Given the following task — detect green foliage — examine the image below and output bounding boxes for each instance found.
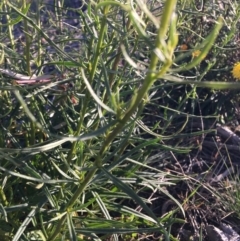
[0,0,239,240]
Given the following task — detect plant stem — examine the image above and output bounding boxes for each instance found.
[66,6,110,163]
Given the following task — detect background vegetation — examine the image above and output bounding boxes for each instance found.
[0,0,240,240]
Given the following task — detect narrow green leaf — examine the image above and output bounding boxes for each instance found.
[12,198,48,241]
[100,167,160,225]
[81,68,116,114]
[67,212,77,241]
[1,4,30,26]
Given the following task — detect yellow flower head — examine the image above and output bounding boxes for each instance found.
[192,50,201,58]
[232,62,240,80]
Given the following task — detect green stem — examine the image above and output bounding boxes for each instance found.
[47,167,97,241]
[30,121,35,145]
[47,214,67,241]
[3,1,15,50]
[66,99,88,162]
[66,6,110,163]
[48,2,178,239]
[73,0,175,213]
[36,0,42,66]
[99,15,176,156]
[70,0,177,211]
[23,0,31,76]
[89,7,110,83]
